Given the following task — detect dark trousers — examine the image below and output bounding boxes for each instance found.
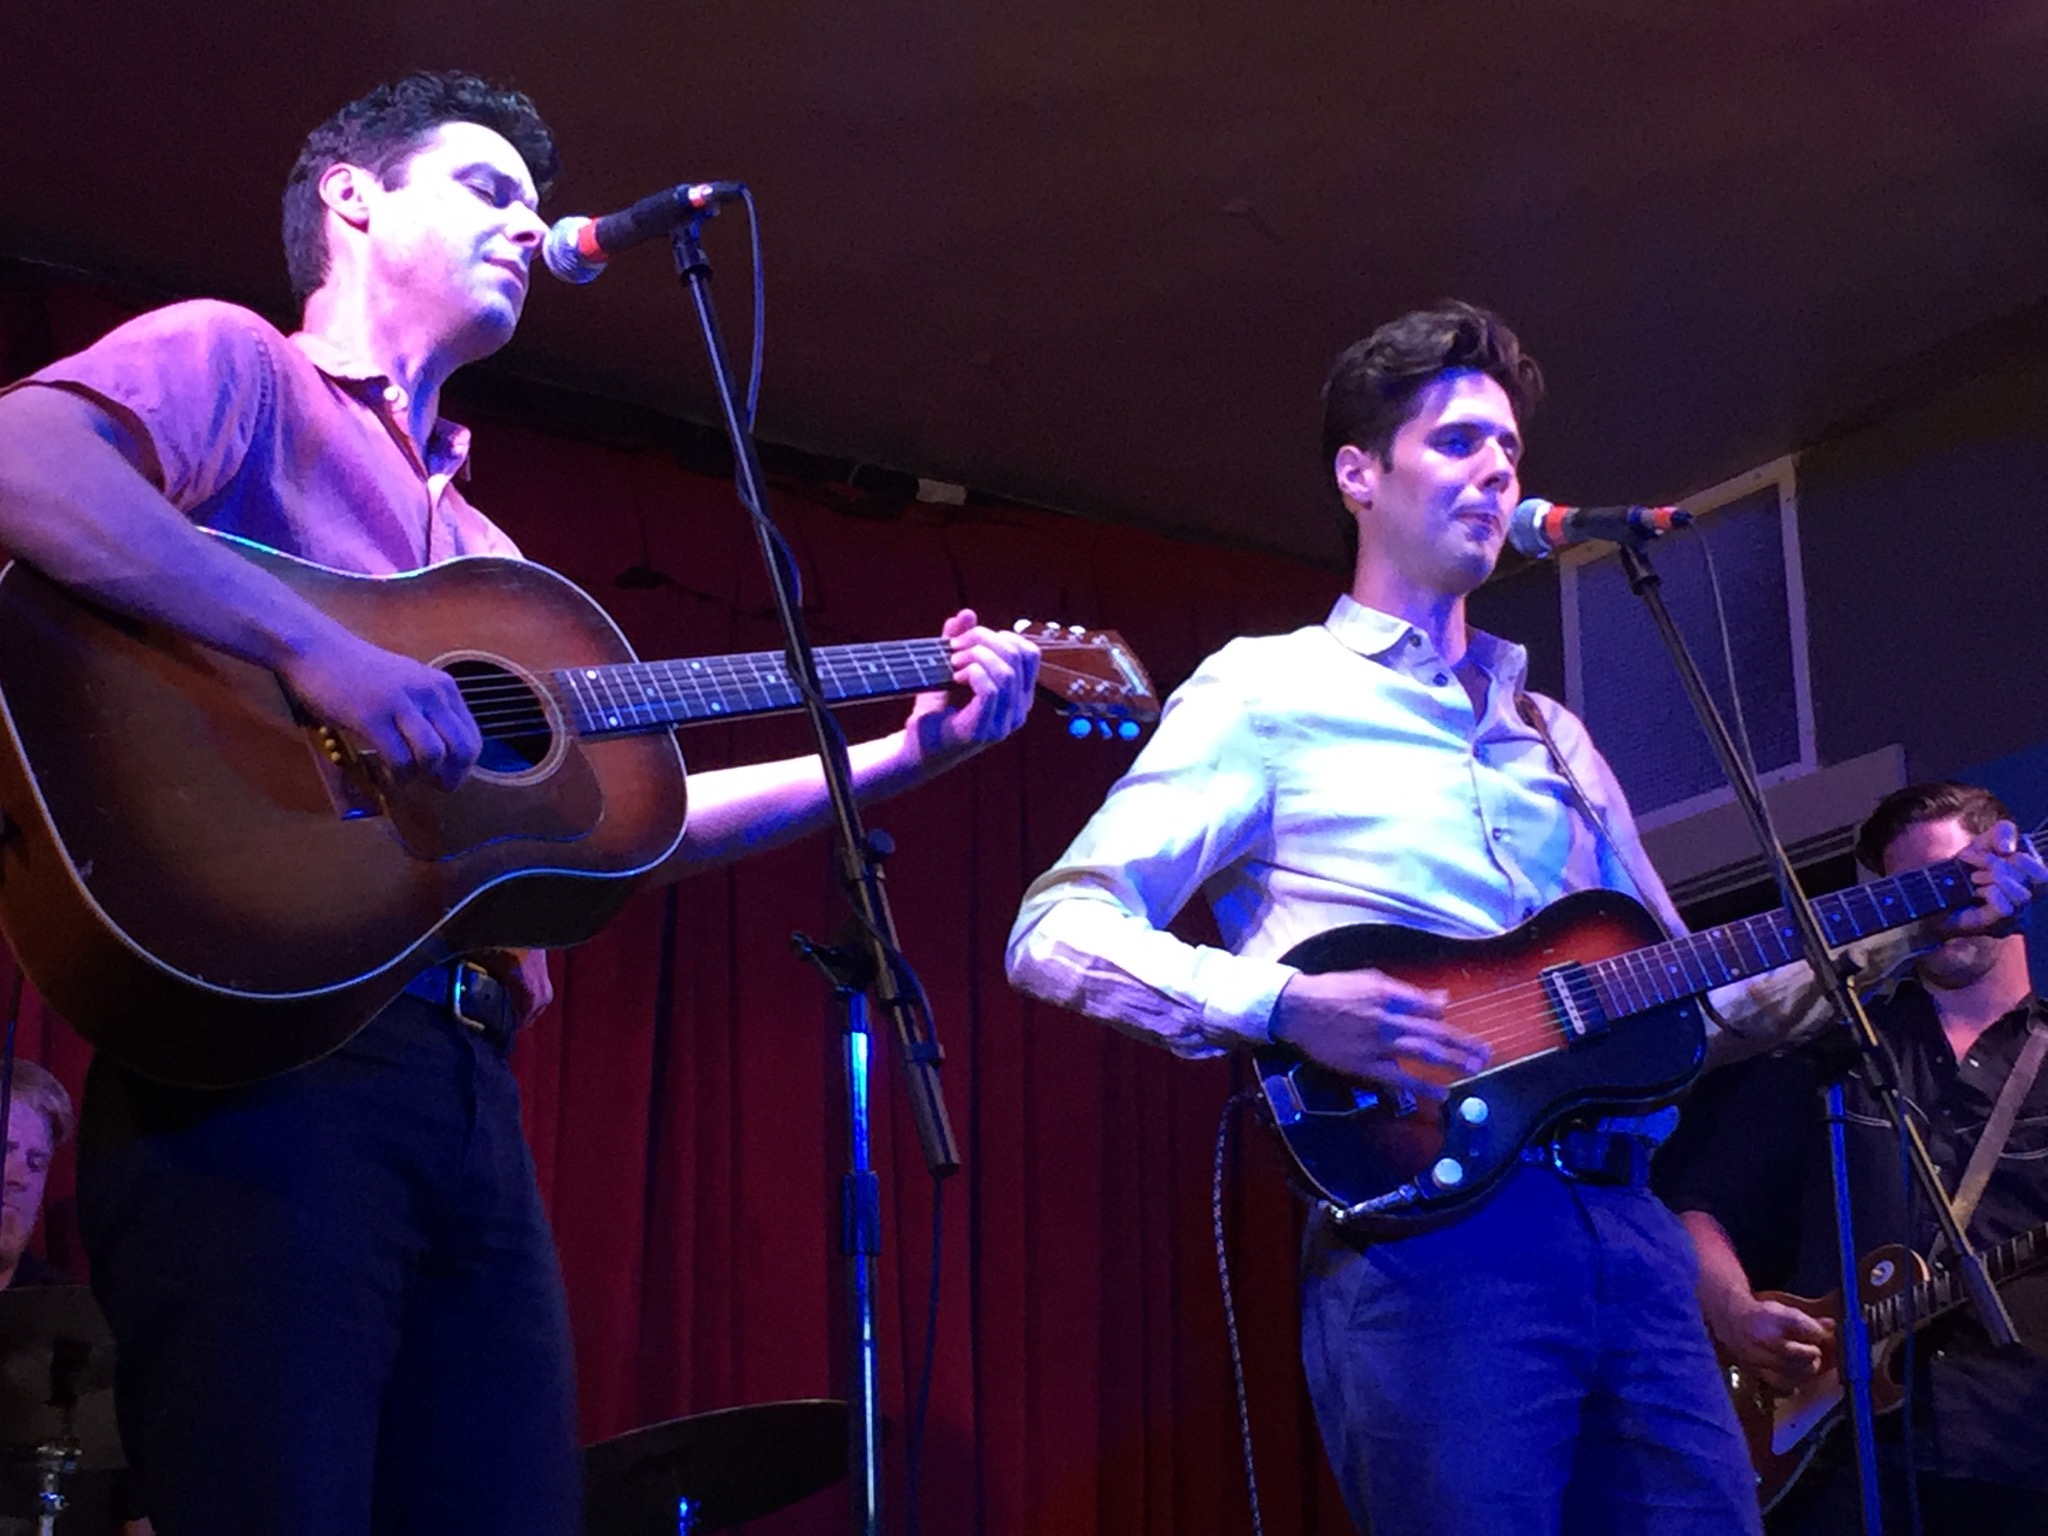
[77,997,581,1536]
[1301,1163,1762,1536]
[1768,1434,2048,1536]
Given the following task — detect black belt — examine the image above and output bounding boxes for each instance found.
[1524,1123,1657,1189]
[400,961,517,1048]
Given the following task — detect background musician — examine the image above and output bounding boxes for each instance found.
[1661,781,2048,1535]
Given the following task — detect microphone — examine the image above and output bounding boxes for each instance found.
[542,181,746,284]
[1508,498,1692,558]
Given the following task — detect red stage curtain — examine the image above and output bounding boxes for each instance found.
[0,278,1353,1533]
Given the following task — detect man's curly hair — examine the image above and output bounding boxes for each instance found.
[282,70,560,303]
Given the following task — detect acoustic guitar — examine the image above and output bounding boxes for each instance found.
[0,534,1156,1087]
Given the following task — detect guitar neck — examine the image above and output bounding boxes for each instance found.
[553,639,954,735]
[1578,834,2044,1023]
[1865,1222,2048,1345]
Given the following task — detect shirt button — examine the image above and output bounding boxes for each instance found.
[1434,672,1449,687]
[1407,634,1421,647]
[1492,828,1509,842]
[384,383,407,406]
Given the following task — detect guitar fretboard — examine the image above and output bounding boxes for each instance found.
[1570,843,2040,1025]
[1866,1223,2048,1341]
[554,639,954,735]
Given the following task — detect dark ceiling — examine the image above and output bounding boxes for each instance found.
[6,3,2046,566]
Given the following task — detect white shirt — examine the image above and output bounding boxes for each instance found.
[1006,596,1685,1058]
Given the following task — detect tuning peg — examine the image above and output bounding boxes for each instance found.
[1068,715,1092,739]
[1118,720,1140,740]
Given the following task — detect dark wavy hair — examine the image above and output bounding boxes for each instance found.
[1319,301,1545,567]
[282,70,561,302]
[1853,780,2013,874]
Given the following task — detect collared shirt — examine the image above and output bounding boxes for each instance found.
[1006,595,1686,1057]
[1658,985,2048,1486]
[11,298,520,573]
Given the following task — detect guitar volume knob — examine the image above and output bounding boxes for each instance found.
[1430,1157,1465,1188]
[1456,1096,1490,1126]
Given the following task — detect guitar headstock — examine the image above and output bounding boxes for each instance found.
[1013,620,1160,741]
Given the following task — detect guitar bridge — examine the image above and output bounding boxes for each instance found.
[1539,962,1608,1041]
[306,725,384,822]
[1262,1069,1306,1126]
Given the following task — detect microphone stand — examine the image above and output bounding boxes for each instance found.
[669,208,958,1536]
[1613,539,2015,1536]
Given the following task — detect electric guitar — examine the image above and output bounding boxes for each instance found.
[1253,833,2042,1236]
[0,534,1157,1087]
[1725,1222,2048,1510]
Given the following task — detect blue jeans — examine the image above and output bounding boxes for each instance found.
[77,998,581,1536]
[1302,1162,1760,1536]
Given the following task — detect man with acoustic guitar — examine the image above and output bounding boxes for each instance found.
[0,71,1039,1536]
[1005,303,2046,1534]
[1664,780,2048,1534]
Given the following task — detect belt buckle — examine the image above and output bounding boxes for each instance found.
[1546,1134,1586,1182]
[1549,1127,1646,1188]
[449,962,495,1035]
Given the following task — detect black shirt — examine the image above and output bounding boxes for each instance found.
[3,1251,67,1290]
[1657,983,2048,1488]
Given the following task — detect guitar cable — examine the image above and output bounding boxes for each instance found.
[1212,1086,1267,1536]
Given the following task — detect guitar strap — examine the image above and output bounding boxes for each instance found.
[1514,691,1678,942]
[1950,1014,2048,1233]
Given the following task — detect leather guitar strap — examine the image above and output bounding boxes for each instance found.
[1950,1016,2048,1233]
[1514,691,1677,942]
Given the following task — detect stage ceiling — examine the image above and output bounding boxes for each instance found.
[5,3,2045,564]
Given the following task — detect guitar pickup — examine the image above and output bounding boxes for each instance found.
[1539,962,1608,1041]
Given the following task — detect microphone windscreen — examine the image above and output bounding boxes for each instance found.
[1506,498,1557,560]
[541,218,605,284]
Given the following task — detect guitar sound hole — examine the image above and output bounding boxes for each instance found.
[446,660,555,774]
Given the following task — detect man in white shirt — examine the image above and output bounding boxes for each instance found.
[1006,301,2042,1535]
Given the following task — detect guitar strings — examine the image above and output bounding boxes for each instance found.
[1416,848,2000,1059]
[446,644,967,737]
[438,629,1132,741]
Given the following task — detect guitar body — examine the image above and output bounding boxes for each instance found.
[1725,1245,1919,1511]
[1253,890,1708,1236]
[0,544,688,1086]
